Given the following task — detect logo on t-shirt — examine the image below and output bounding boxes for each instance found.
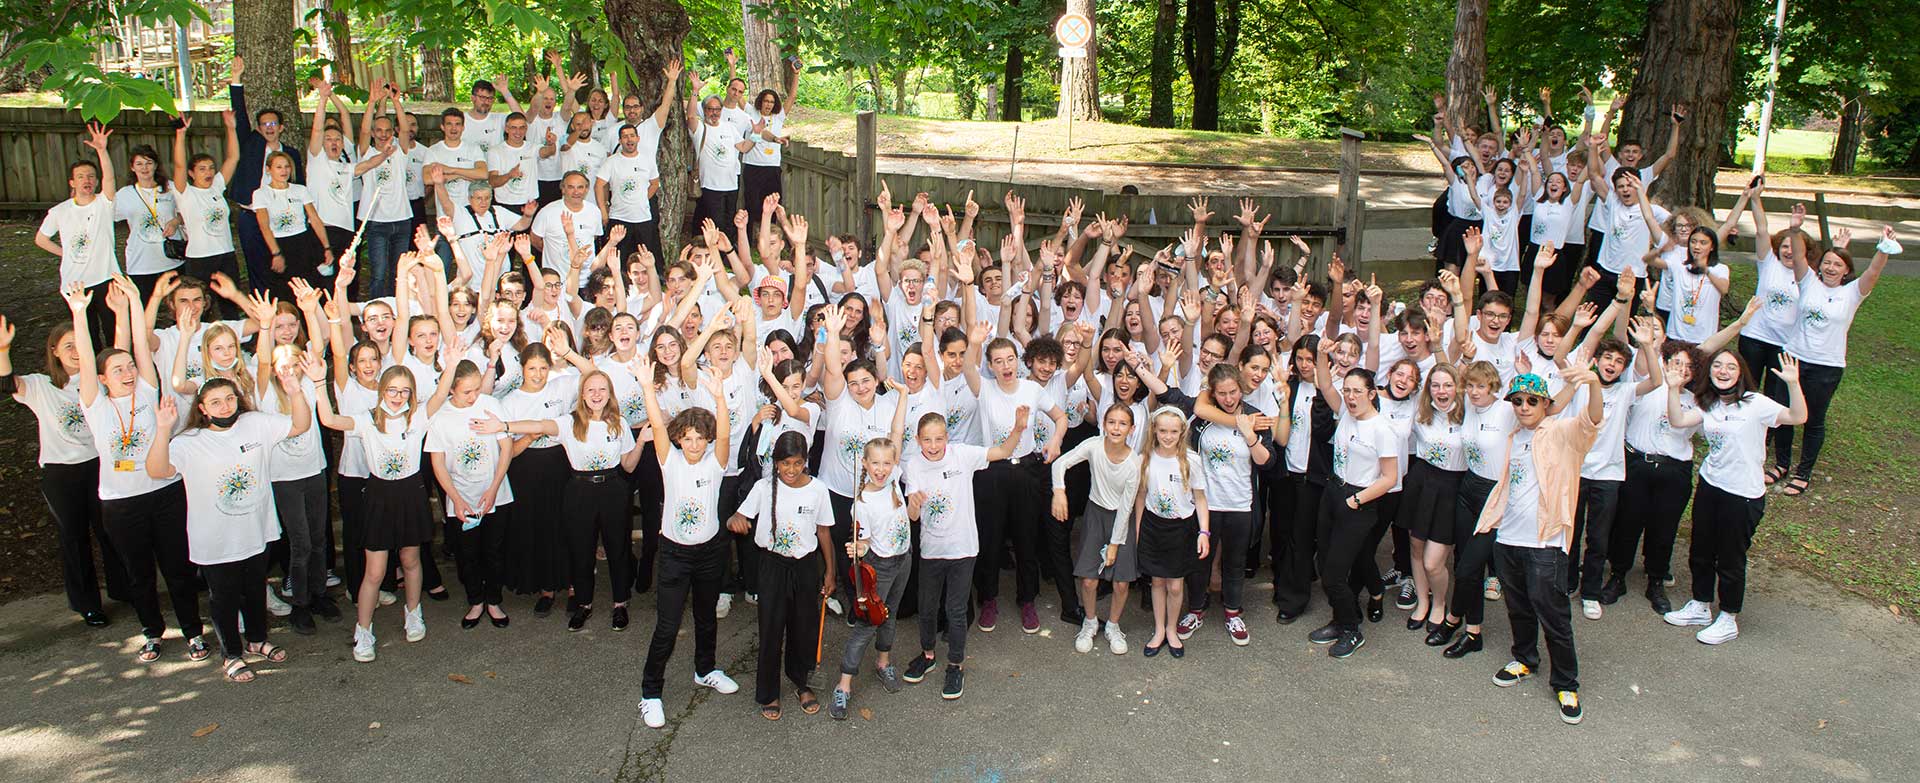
[922,492,952,524]
[674,500,705,535]
[215,464,265,515]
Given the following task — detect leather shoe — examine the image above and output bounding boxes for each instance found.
[81,610,110,627]
[1442,631,1483,659]
[1646,582,1672,614]
[1599,574,1627,605]
[1366,593,1385,623]
[1425,620,1460,647]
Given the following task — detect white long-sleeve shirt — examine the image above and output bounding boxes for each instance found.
[1051,438,1142,546]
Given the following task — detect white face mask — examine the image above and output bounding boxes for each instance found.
[381,402,409,417]
[211,356,239,373]
[830,250,845,263]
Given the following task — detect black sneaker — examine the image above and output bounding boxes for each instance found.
[1599,574,1626,605]
[611,605,629,632]
[1443,631,1483,659]
[311,596,342,621]
[1557,690,1583,724]
[533,595,556,617]
[1492,660,1532,687]
[1329,629,1365,659]
[288,607,317,635]
[902,654,937,684]
[941,665,964,700]
[1646,582,1672,614]
[1395,580,1417,610]
[1275,609,1299,625]
[1367,593,1385,623]
[567,607,592,632]
[1060,605,1086,627]
[1308,623,1342,644]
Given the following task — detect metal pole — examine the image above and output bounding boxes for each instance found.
[174,23,193,109]
[1752,0,1789,175]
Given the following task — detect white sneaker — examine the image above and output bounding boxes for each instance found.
[640,698,666,729]
[403,604,426,642]
[1696,612,1739,645]
[694,669,739,694]
[378,590,397,607]
[1073,618,1098,653]
[265,586,292,617]
[1581,599,1602,620]
[352,625,377,662]
[715,593,733,619]
[744,592,759,606]
[1483,577,1503,601]
[1104,623,1128,655]
[1664,599,1714,627]
[825,596,844,616]
[325,570,343,588]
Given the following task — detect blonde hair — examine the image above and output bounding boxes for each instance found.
[1135,406,1192,505]
[372,365,418,431]
[1416,363,1465,426]
[570,370,625,441]
[200,323,256,400]
[266,344,305,414]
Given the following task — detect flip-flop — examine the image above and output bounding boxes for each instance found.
[1782,477,1810,497]
[759,702,782,721]
[136,639,161,663]
[796,689,821,715]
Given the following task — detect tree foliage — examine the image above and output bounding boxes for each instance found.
[2,0,210,122]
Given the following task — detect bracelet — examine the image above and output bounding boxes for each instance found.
[1197,530,1211,537]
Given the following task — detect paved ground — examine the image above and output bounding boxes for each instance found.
[0,546,1914,782]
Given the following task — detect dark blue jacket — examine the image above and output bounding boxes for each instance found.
[227,84,304,205]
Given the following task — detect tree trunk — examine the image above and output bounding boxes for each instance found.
[1444,0,1487,132]
[1618,0,1744,208]
[1147,0,1179,127]
[1001,43,1024,121]
[1059,0,1101,122]
[233,0,300,136]
[1830,94,1865,175]
[420,24,453,103]
[604,0,694,255]
[741,0,783,94]
[1182,0,1240,131]
[321,0,355,86]
[568,27,601,91]
[892,68,907,114]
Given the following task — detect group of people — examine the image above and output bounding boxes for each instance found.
[8,56,1898,730]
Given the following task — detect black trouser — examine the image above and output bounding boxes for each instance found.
[1567,478,1621,600]
[564,470,633,608]
[1689,481,1764,614]
[827,491,857,608]
[1490,270,1520,296]
[538,179,561,207]
[1739,336,1787,410]
[101,482,201,640]
[1495,543,1578,691]
[719,474,754,595]
[610,219,663,275]
[1273,472,1320,615]
[693,188,739,234]
[972,459,1044,606]
[505,447,570,593]
[202,550,269,659]
[1610,452,1692,583]
[451,510,510,606]
[1040,485,1082,618]
[1582,258,1622,306]
[1448,472,1499,625]
[918,556,975,664]
[1316,482,1378,629]
[1773,359,1843,480]
[1356,492,1400,598]
[754,551,824,705]
[740,164,783,237]
[271,472,329,607]
[631,444,665,593]
[643,536,727,698]
[337,475,368,593]
[43,460,126,614]
[1546,243,1582,303]
[235,213,273,295]
[183,253,244,318]
[1187,509,1254,612]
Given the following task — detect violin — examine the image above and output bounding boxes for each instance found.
[849,511,889,627]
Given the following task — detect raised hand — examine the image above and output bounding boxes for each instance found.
[82,122,112,153]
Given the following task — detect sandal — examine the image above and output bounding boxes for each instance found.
[1782,477,1810,497]
[136,638,161,663]
[222,657,255,683]
[796,688,821,715]
[1764,466,1787,486]
[186,636,211,661]
[759,702,782,721]
[245,640,289,663]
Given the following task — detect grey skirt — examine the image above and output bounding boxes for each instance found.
[1073,503,1137,582]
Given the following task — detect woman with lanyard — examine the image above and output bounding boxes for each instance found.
[146,355,312,683]
[497,332,583,614]
[111,144,183,299]
[1637,183,1732,344]
[248,151,334,301]
[68,278,203,661]
[1771,227,1896,498]
[1402,363,1467,635]
[305,81,359,276]
[738,74,796,236]
[427,359,515,630]
[1661,346,1807,644]
[1181,361,1282,647]
[169,112,243,299]
[314,328,460,663]
[727,430,835,721]
[253,283,337,635]
[1306,343,1400,659]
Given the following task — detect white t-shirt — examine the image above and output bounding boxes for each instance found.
[822,391,895,497]
[742,112,785,167]
[1528,198,1576,249]
[40,197,120,288]
[464,111,506,157]
[1332,410,1398,488]
[486,141,541,205]
[427,139,488,205]
[1665,263,1730,345]
[1412,410,1468,471]
[449,204,521,267]
[1698,394,1789,499]
[752,400,819,471]
[357,145,411,223]
[660,448,724,545]
[1463,399,1518,481]
[1143,450,1206,519]
[16,374,97,465]
[529,113,566,182]
[500,372,578,449]
[176,174,235,258]
[719,105,756,139]
[333,380,377,478]
[256,377,326,482]
[901,444,990,559]
[82,381,180,499]
[425,396,515,516]
[739,476,833,559]
[561,140,610,208]
[692,121,745,192]
[1379,394,1418,491]
[305,152,356,230]
[1597,194,1668,277]
[169,412,293,564]
[1193,416,1257,512]
[1479,206,1523,273]
[940,375,982,447]
[597,150,658,223]
[1625,386,1698,461]
[248,184,313,239]
[550,415,633,471]
[1284,382,1316,474]
[1784,277,1864,368]
[113,184,181,275]
[531,200,603,274]
[1741,252,1801,348]
[350,408,429,480]
[855,482,913,559]
[1570,377,1635,481]
[1493,428,1559,549]
[691,364,755,476]
[979,379,1050,459]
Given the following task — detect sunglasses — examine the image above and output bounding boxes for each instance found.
[1510,395,1546,408]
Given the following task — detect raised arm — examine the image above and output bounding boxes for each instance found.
[1648,104,1686,179]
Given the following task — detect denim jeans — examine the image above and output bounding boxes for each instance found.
[361,219,413,299]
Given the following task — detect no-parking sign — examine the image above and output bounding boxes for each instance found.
[1056,13,1091,58]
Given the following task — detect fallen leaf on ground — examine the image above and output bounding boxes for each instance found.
[485,671,497,679]
[448,673,474,684]
[859,708,873,721]
[192,723,218,738]
[369,722,382,730]
[1816,719,1828,731]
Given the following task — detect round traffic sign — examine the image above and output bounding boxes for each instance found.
[1055,13,1092,48]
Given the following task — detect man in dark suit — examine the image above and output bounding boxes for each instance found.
[224,55,305,295]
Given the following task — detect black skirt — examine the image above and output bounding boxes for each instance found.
[1398,458,1465,545]
[360,474,435,551]
[1135,511,1197,579]
[506,445,571,592]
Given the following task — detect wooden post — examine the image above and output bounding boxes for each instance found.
[1813,192,1832,248]
[1337,127,1365,270]
[856,110,877,243]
